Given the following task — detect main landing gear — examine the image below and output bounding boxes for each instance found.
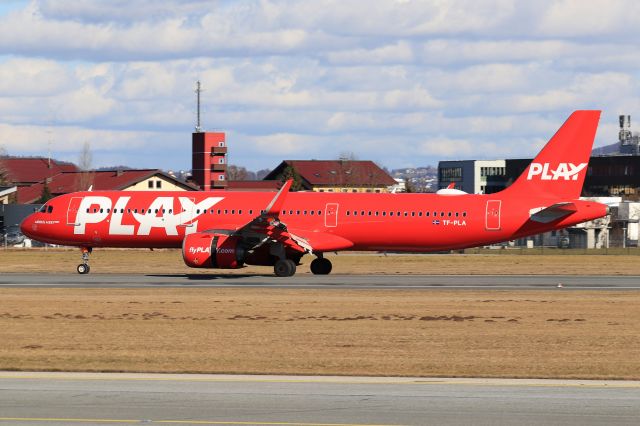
[274,259,297,277]
[310,255,332,275]
[77,247,92,274]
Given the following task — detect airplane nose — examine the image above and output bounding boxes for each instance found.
[20,214,35,239]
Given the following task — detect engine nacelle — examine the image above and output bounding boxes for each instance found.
[182,233,245,269]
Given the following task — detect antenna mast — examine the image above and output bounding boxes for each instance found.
[195,80,203,133]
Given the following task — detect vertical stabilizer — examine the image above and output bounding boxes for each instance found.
[504,110,600,200]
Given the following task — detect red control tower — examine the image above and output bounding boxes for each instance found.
[192,131,227,190]
[191,81,227,190]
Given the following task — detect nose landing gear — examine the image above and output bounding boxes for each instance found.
[77,247,92,274]
[310,255,332,275]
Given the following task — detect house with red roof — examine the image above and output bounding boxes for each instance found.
[263,160,397,193]
[16,169,198,204]
[1,157,79,186]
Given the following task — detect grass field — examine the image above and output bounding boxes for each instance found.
[1,288,639,379]
[2,248,640,275]
[2,249,639,379]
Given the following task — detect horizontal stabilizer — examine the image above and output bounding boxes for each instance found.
[529,202,577,224]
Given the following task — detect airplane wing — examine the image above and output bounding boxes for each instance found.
[529,202,577,224]
[203,179,353,254]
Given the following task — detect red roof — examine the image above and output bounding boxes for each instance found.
[226,180,281,191]
[17,169,196,203]
[265,160,396,188]
[0,157,79,185]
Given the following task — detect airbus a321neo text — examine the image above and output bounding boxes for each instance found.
[21,111,608,277]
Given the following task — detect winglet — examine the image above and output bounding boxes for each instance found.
[264,179,292,216]
[447,182,455,189]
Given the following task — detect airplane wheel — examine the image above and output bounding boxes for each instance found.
[310,258,332,275]
[77,264,90,274]
[274,259,296,277]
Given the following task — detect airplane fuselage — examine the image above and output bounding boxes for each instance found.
[22,190,606,251]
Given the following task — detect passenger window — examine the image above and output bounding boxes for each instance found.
[463,212,467,217]
[231,210,235,214]
[346,211,350,216]
[382,212,386,216]
[86,208,90,213]
[455,212,459,217]
[249,209,253,215]
[448,212,452,217]
[318,210,322,215]
[239,210,242,214]
[353,211,358,216]
[390,212,394,216]
[440,212,445,217]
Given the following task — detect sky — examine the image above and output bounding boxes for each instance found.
[1,0,640,172]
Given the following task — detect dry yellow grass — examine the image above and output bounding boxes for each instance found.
[2,248,640,275]
[1,288,639,379]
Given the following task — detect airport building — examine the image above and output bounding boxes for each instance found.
[438,160,507,193]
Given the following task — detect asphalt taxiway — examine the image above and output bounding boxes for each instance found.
[1,372,639,425]
[0,273,639,290]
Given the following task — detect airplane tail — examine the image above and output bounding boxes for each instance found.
[503,110,600,200]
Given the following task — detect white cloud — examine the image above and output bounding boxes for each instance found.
[1,0,639,171]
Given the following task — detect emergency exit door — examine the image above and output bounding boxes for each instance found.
[325,203,339,227]
[485,200,501,231]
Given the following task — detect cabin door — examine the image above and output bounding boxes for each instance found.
[67,197,83,226]
[485,200,501,231]
[325,203,339,228]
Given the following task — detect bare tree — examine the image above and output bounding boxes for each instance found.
[77,141,95,191]
[0,145,8,185]
[256,168,271,180]
[227,164,249,181]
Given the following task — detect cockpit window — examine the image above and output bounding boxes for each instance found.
[38,205,47,213]
[47,205,53,214]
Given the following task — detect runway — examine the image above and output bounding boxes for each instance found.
[0,273,639,290]
[1,372,639,426]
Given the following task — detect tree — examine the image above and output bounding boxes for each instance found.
[405,179,417,193]
[0,146,8,185]
[77,141,95,190]
[36,181,53,204]
[256,168,271,180]
[281,165,304,191]
[227,164,249,181]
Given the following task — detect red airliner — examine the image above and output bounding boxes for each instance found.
[21,110,607,277]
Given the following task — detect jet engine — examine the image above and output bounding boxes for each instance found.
[182,233,245,269]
